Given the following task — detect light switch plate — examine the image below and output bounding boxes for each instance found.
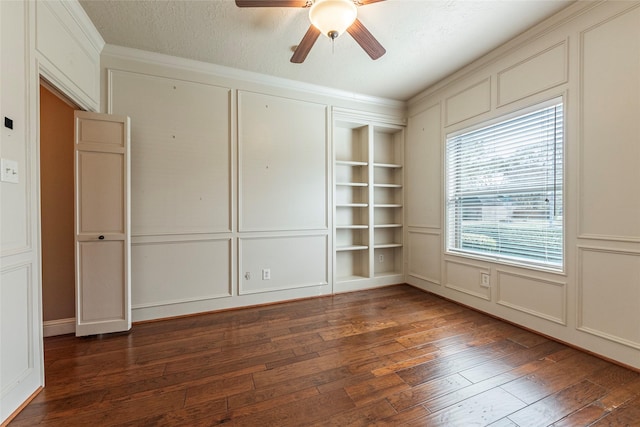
[1,158,19,183]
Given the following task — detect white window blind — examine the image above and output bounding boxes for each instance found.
[446,101,563,269]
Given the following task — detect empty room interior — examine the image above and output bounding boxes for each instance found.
[1,0,640,425]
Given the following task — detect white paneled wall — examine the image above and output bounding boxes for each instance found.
[103,48,404,321]
[35,0,102,111]
[407,1,640,369]
[110,71,232,235]
[238,92,327,231]
[2,0,103,421]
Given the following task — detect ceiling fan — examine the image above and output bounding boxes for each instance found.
[235,0,386,63]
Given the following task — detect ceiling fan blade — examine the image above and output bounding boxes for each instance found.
[235,0,309,7]
[346,18,386,60]
[291,25,321,63]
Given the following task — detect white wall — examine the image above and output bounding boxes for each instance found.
[101,46,405,322]
[406,1,640,369]
[0,0,102,422]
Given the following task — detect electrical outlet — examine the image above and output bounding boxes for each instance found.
[262,269,271,280]
[378,254,384,263]
[480,273,490,288]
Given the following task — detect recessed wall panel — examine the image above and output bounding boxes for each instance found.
[239,92,327,231]
[1,264,32,395]
[497,41,568,106]
[580,8,640,241]
[109,70,231,235]
[132,239,232,307]
[578,247,640,349]
[239,235,328,294]
[36,1,99,106]
[407,231,441,284]
[407,104,441,228]
[1,0,29,255]
[497,271,566,324]
[444,259,491,300]
[445,78,491,127]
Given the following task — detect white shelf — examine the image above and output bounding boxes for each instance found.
[374,224,402,228]
[336,182,368,187]
[374,243,403,249]
[336,224,368,229]
[373,162,402,169]
[336,274,369,283]
[336,203,368,208]
[336,160,367,166]
[374,204,403,208]
[336,245,368,251]
[373,183,402,188]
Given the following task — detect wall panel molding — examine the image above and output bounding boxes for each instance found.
[0,262,35,395]
[238,91,328,232]
[496,270,566,325]
[131,238,233,308]
[109,69,233,236]
[407,230,441,285]
[577,246,640,350]
[444,78,491,127]
[35,0,102,110]
[443,258,491,301]
[497,39,568,107]
[578,5,640,242]
[406,103,441,229]
[238,234,329,295]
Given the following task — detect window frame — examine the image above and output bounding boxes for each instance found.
[444,97,566,273]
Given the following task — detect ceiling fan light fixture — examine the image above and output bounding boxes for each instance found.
[309,0,357,39]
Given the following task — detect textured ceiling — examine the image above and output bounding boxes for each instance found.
[79,0,574,101]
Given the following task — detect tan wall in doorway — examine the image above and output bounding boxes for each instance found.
[40,84,75,321]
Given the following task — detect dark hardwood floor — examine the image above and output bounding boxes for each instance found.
[10,285,640,426]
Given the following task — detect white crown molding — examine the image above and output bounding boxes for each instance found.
[101,44,406,110]
[60,0,105,54]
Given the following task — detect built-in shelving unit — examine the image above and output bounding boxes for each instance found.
[333,111,404,290]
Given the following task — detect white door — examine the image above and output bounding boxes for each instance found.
[74,111,131,336]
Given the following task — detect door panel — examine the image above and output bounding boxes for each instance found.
[78,241,125,323]
[78,118,125,147]
[74,111,130,336]
[78,151,124,234]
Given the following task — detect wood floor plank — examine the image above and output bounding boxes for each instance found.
[396,338,525,387]
[408,387,527,426]
[507,379,607,426]
[11,285,640,426]
[550,403,609,427]
[422,357,551,413]
[231,388,355,427]
[501,351,610,405]
[314,399,397,427]
[183,373,255,407]
[344,373,409,406]
[387,373,472,412]
[590,395,640,426]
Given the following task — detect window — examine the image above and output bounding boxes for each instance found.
[446,100,563,269]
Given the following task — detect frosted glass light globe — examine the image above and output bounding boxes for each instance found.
[309,0,357,39]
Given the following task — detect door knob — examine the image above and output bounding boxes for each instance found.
[98,235,105,240]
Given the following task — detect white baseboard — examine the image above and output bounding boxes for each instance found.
[43,318,75,337]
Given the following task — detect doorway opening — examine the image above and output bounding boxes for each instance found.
[40,79,79,337]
